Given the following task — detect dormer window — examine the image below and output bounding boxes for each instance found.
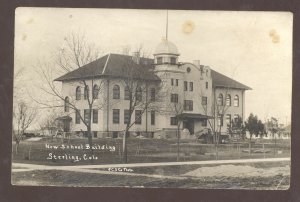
[157,57,163,64]
[170,57,176,64]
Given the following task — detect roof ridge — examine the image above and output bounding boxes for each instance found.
[102,53,111,74]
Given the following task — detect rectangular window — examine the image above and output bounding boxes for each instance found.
[226,114,231,127]
[234,114,239,123]
[206,82,208,89]
[150,88,155,101]
[84,109,91,124]
[171,94,179,103]
[157,57,163,64]
[202,119,207,127]
[202,97,207,105]
[171,78,174,86]
[113,109,120,124]
[176,79,178,86]
[170,117,178,125]
[124,87,130,100]
[217,115,223,126]
[93,109,98,123]
[135,110,142,124]
[75,110,80,124]
[170,57,176,64]
[184,81,188,91]
[189,82,193,91]
[151,111,155,125]
[124,110,130,124]
[184,100,193,111]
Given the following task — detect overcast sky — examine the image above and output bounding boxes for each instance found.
[14,8,292,126]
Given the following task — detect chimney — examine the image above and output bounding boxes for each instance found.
[193,60,200,66]
[132,52,140,64]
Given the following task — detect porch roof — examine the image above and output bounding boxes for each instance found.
[176,113,214,120]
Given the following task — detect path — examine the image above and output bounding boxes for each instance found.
[12,158,290,180]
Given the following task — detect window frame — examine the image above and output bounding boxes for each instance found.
[124,86,130,100]
[189,82,193,91]
[184,100,193,111]
[171,94,179,103]
[184,81,188,91]
[84,85,89,100]
[217,115,223,126]
[226,94,231,106]
[76,86,81,100]
[84,109,91,124]
[234,95,239,107]
[113,85,120,99]
[124,109,130,124]
[113,109,120,124]
[170,117,178,125]
[225,114,231,127]
[217,93,223,106]
[75,109,81,124]
[64,97,70,112]
[150,88,156,102]
[135,110,142,124]
[170,57,176,64]
[202,96,207,105]
[92,109,98,124]
[136,87,142,102]
[157,57,163,64]
[93,85,99,99]
[151,111,155,125]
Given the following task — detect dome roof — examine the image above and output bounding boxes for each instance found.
[154,38,179,56]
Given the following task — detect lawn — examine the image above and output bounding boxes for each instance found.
[12,137,291,165]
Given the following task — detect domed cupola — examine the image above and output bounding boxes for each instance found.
[153,38,180,66]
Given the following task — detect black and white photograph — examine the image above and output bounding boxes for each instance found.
[12,8,292,189]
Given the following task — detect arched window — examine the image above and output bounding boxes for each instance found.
[124,86,130,100]
[136,87,142,102]
[113,85,120,99]
[76,86,81,100]
[217,93,223,106]
[150,88,155,101]
[226,94,231,106]
[64,97,69,112]
[234,95,239,107]
[93,85,99,99]
[84,85,89,100]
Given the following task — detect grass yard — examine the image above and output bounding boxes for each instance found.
[12,137,291,165]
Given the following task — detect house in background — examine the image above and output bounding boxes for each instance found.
[54,38,251,139]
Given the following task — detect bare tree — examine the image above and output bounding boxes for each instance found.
[199,84,231,160]
[117,54,163,163]
[13,102,37,154]
[34,32,106,156]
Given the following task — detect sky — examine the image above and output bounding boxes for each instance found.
[14,8,293,126]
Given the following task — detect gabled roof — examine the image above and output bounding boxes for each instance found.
[211,69,252,90]
[54,53,159,82]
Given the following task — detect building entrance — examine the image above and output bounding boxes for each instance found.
[183,119,194,135]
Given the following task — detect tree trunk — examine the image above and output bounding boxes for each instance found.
[15,140,20,155]
[249,135,252,156]
[87,125,94,163]
[123,129,128,163]
[177,124,180,162]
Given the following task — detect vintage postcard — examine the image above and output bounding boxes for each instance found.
[12,8,292,189]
